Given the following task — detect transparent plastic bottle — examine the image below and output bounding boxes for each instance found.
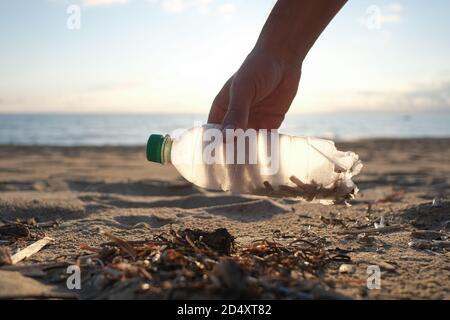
[147,125,362,203]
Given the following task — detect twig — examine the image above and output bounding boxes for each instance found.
[11,237,54,264]
[101,232,137,258]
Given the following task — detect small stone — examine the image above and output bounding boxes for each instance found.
[339,264,356,274]
[432,197,444,207]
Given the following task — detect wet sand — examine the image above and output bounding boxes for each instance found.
[0,139,449,299]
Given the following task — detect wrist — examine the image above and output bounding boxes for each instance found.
[252,40,304,69]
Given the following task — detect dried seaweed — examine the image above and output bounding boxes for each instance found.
[76,227,350,299]
[176,228,235,255]
[0,219,51,244]
[0,223,31,241]
[256,175,355,203]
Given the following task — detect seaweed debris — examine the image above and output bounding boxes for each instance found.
[76,227,350,299]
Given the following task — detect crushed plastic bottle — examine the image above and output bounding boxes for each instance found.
[146,124,363,204]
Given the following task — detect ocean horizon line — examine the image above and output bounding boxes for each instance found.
[1,112,449,146]
[0,109,449,116]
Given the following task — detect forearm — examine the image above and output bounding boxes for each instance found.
[254,0,347,64]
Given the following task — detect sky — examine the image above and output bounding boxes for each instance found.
[0,0,449,114]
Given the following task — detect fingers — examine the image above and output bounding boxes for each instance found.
[247,112,285,130]
[221,80,253,130]
[207,97,227,125]
[207,77,232,124]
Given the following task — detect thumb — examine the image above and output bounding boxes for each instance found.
[221,82,252,131]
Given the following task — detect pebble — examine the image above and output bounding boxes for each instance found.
[339,264,356,274]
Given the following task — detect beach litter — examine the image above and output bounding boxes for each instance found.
[74,227,352,299]
[10,237,54,265]
[0,218,56,266]
[147,128,363,204]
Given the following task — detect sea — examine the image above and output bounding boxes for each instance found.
[0,112,449,146]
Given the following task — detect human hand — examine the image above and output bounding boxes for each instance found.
[207,49,302,130]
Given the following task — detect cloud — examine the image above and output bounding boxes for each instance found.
[398,81,450,110]
[350,80,450,112]
[81,0,129,7]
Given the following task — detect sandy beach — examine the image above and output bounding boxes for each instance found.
[0,138,449,299]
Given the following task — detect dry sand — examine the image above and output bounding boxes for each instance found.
[0,139,449,299]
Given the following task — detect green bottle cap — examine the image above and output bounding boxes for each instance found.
[146,134,165,164]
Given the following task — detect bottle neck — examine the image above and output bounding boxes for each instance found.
[161,136,172,164]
